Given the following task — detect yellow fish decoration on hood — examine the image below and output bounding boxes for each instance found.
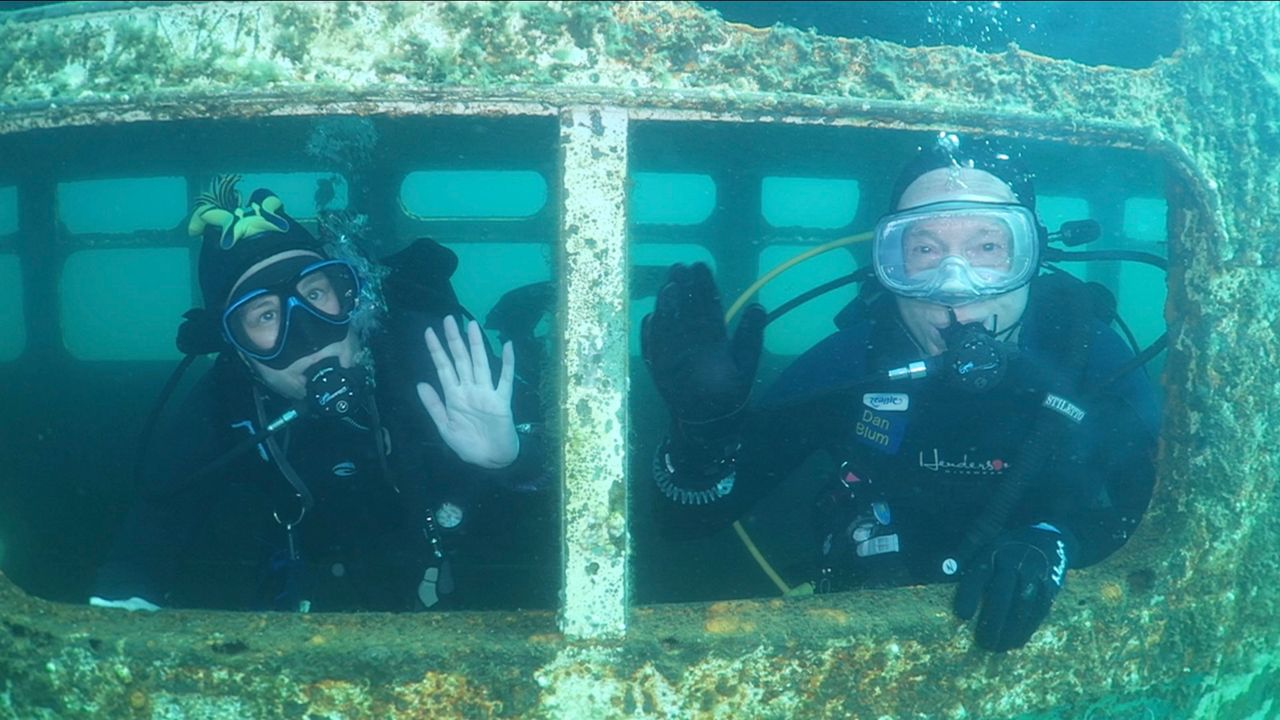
[187,174,290,249]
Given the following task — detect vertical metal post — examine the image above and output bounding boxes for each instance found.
[557,107,630,640]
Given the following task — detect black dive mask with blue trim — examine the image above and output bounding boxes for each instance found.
[222,256,362,370]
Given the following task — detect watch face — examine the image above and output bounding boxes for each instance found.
[435,501,464,529]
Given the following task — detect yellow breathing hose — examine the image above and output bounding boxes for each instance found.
[722,230,874,597]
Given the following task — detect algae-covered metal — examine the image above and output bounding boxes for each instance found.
[558,105,630,640]
[2,1,1279,718]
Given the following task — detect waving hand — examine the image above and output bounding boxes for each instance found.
[416,315,519,469]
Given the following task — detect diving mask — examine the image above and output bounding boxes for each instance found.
[873,201,1040,305]
[222,257,362,370]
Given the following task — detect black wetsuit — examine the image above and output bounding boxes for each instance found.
[93,307,549,612]
[654,273,1161,588]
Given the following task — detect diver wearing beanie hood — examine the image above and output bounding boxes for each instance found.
[186,176,363,399]
[91,175,550,614]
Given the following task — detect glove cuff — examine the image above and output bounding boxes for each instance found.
[652,435,738,506]
[1021,525,1071,587]
[1029,523,1079,568]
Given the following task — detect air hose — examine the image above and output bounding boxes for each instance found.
[723,230,873,596]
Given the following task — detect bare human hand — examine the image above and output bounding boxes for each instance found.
[416,315,519,469]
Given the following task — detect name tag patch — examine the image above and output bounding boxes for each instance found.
[854,408,906,454]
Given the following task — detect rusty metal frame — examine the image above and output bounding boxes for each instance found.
[3,1,1280,718]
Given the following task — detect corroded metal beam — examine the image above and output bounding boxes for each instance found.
[558,105,630,640]
[0,551,1217,719]
[0,1,1163,133]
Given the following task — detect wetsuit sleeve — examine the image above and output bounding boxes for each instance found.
[92,367,233,605]
[652,324,871,538]
[1037,321,1161,567]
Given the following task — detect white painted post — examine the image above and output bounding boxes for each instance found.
[557,106,630,640]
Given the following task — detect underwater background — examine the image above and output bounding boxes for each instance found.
[2,2,1276,719]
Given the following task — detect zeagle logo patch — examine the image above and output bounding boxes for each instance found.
[863,393,909,411]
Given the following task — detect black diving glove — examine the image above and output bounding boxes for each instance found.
[953,525,1070,651]
[641,262,766,448]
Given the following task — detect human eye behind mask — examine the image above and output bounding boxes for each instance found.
[231,294,284,352]
[222,259,362,370]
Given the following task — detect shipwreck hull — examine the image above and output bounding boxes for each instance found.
[1,2,1277,718]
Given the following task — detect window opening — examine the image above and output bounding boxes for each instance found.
[56,177,187,235]
[59,248,191,361]
[0,186,17,237]
[401,171,547,219]
[0,255,25,361]
[762,176,860,229]
[631,173,717,225]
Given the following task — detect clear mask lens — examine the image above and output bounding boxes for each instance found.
[873,201,1039,305]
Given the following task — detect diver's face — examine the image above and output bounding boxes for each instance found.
[893,167,1029,355]
[228,250,363,400]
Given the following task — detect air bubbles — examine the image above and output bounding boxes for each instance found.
[936,132,968,189]
[305,116,379,172]
[920,2,1039,51]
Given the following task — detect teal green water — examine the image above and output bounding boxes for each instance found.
[701,0,1180,69]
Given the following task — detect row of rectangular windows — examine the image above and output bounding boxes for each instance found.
[0,175,1169,363]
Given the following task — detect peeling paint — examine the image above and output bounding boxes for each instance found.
[559,104,630,641]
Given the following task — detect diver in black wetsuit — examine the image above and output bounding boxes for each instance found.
[642,138,1161,651]
[90,176,549,613]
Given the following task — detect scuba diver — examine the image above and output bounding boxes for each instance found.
[641,136,1161,651]
[90,176,549,613]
